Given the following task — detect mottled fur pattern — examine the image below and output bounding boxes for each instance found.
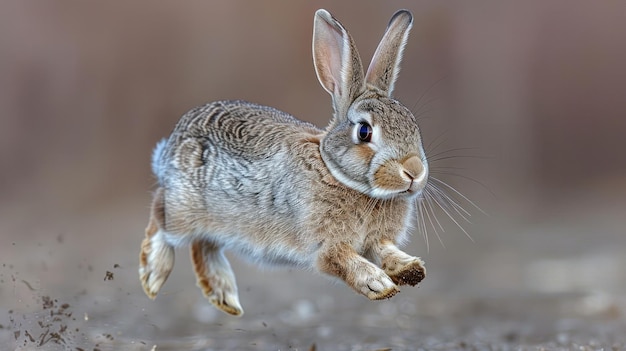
[140,9,428,316]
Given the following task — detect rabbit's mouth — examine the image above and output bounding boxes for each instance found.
[369,181,424,199]
[403,187,420,195]
[399,185,424,198]
[405,174,428,196]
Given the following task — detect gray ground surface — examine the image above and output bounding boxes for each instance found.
[1,193,625,351]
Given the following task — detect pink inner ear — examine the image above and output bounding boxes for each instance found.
[315,18,346,97]
[325,29,345,96]
[318,45,337,94]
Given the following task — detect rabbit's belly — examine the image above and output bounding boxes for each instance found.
[222,236,314,267]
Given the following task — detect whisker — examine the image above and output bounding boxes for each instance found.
[424,188,446,233]
[426,147,484,161]
[429,165,466,171]
[426,185,475,243]
[429,170,497,199]
[414,96,441,116]
[427,155,492,163]
[413,106,439,121]
[364,197,378,229]
[417,199,430,253]
[430,177,487,215]
[424,129,451,156]
[422,193,445,248]
[411,75,447,112]
[427,183,471,221]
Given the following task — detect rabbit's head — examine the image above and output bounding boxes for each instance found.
[314,9,427,200]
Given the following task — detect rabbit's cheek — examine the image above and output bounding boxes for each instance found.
[354,143,375,165]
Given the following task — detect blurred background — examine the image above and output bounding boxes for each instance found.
[1,1,625,350]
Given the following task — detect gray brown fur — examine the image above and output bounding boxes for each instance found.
[139,9,428,316]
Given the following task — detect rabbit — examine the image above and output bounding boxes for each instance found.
[139,8,428,317]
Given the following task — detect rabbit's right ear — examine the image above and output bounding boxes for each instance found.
[313,9,365,123]
[365,10,413,97]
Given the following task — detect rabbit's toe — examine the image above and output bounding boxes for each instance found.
[359,270,399,300]
[386,258,426,286]
[140,267,171,299]
[209,291,244,316]
[201,281,244,316]
[196,274,244,316]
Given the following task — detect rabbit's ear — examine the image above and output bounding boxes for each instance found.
[365,10,413,97]
[313,9,365,120]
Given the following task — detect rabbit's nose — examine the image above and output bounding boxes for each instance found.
[401,155,426,183]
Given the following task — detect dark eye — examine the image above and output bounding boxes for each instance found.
[357,122,373,143]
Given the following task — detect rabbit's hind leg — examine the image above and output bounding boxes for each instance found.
[370,240,425,286]
[318,242,399,300]
[190,240,244,316]
[139,187,175,299]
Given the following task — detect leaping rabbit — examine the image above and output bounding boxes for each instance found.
[139,9,428,317]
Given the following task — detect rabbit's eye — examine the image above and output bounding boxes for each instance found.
[357,122,373,143]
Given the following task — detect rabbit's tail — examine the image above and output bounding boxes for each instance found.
[151,138,168,185]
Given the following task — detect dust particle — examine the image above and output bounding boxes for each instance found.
[42,296,54,310]
[104,271,114,281]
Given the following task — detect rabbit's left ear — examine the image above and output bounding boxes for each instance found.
[365,10,413,97]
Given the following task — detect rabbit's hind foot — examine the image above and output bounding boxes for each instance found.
[139,231,175,299]
[191,240,244,316]
[139,187,175,299]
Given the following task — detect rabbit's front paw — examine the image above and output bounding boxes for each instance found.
[384,257,426,287]
[355,265,400,300]
[319,243,399,300]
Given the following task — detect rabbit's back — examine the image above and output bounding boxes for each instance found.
[174,100,318,151]
[155,100,321,185]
